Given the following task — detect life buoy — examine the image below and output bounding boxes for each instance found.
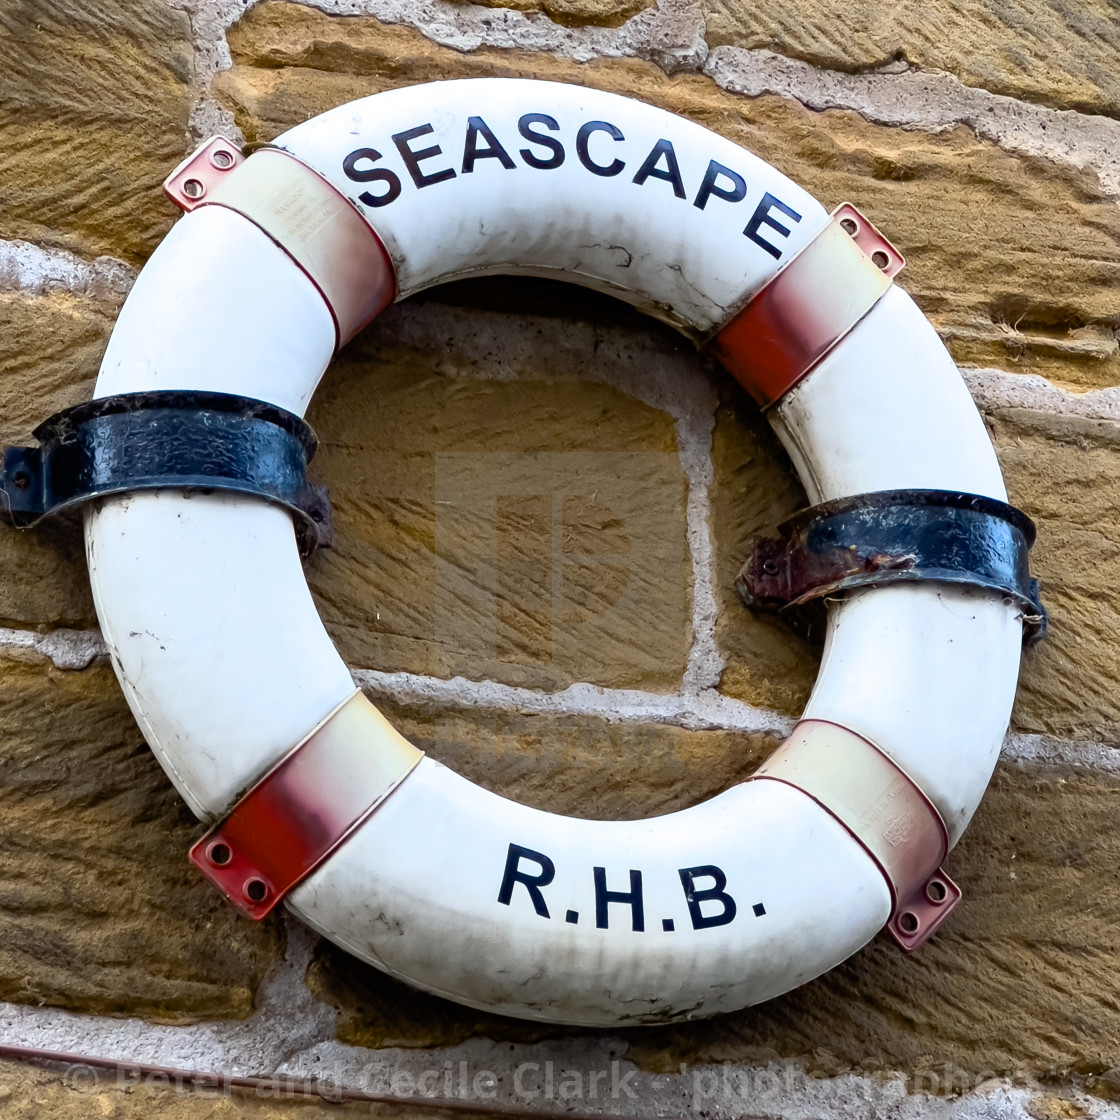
[82,78,1035,1026]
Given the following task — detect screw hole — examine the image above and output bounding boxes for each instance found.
[840,217,858,236]
[872,250,890,270]
[211,149,235,169]
[11,470,30,490]
[926,879,947,904]
[208,842,232,866]
[245,879,268,903]
[182,178,205,199]
[898,911,920,934]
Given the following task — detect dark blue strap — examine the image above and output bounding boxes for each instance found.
[737,489,1046,645]
[0,391,331,555]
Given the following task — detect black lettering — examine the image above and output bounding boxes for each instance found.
[462,116,516,173]
[594,867,644,931]
[679,865,737,929]
[631,138,685,199]
[392,124,456,189]
[518,113,565,170]
[576,121,625,177]
[744,191,802,259]
[497,844,555,918]
[693,159,746,211]
[342,147,403,209]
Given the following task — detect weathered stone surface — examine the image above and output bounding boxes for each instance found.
[0,293,108,630]
[708,381,815,715]
[443,0,652,29]
[0,654,282,1019]
[991,407,1120,744]
[308,752,1120,1082]
[703,0,1120,119]
[0,0,192,263]
[305,302,690,691]
[217,3,1120,390]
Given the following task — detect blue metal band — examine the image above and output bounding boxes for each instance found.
[737,489,1046,645]
[0,391,331,555]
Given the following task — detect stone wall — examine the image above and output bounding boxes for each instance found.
[1,0,1119,1116]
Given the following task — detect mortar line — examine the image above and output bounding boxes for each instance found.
[703,46,1120,199]
[676,404,724,695]
[0,241,135,302]
[962,367,1120,420]
[3,626,1118,769]
[0,995,1097,1120]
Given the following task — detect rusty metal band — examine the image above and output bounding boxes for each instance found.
[189,691,423,919]
[754,720,960,950]
[710,203,905,410]
[164,136,396,346]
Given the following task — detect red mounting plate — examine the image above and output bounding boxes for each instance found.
[164,136,246,211]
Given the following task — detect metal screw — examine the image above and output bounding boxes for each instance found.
[182,178,205,199]
[210,149,235,170]
[761,559,781,577]
[840,217,858,236]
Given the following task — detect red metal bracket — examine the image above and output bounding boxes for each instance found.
[190,691,423,919]
[755,719,959,950]
[164,136,246,211]
[710,203,904,410]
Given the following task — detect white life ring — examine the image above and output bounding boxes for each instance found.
[85,77,1028,1026]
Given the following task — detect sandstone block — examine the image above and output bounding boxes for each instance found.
[0,293,112,630]
[0,0,192,263]
[703,0,1120,119]
[991,407,1120,744]
[306,308,690,691]
[0,655,282,1020]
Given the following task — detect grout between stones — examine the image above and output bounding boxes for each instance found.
[0,241,135,304]
[0,990,1106,1119]
[962,367,1120,420]
[3,622,1116,774]
[0,627,106,672]
[350,665,791,734]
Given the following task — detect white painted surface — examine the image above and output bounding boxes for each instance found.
[276,77,827,334]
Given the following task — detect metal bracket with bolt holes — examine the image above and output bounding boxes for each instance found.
[755,720,961,951]
[164,136,397,348]
[710,202,904,409]
[190,690,423,919]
